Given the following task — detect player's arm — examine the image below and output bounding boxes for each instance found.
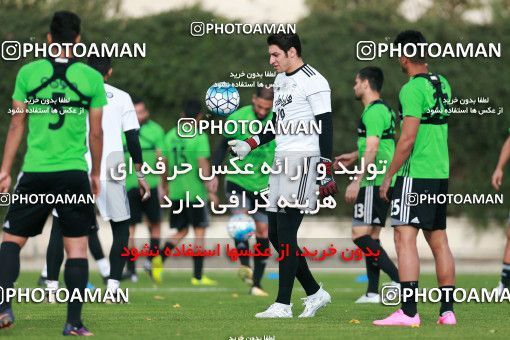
[0,100,27,192]
[308,78,337,198]
[88,107,103,196]
[124,128,150,200]
[315,112,337,198]
[334,150,358,170]
[345,137,379,204]
[228,113,276,160]
[492,134,510,190]
[380,116,420,201]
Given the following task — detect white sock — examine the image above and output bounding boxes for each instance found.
[41,263,47,278]
[46,280,59,290]
[107,279,120,291]
[96,258,110,278]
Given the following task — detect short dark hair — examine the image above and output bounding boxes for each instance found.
[255,86,274,100]
[394,30,427,63]
[267,33,302,57]
[88,56,111,76]
[183,99,202,118]
[132,98,144,105]
[358,66,384,92]
[50,11,81,43]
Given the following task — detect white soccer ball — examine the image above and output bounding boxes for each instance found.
[227,214,255,241]
[205,82,240,117]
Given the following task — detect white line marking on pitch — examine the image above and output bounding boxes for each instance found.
[128,287,233,292]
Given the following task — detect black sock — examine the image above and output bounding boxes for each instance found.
[234,239,250,267]
[354,235,380,294]
[47,217,65,281]
[354,235,399,285]
[126,257,136,274]
[0,242,21,312]
[88,231,105,261]
[109,220,130,281]
[270,208,318,304]
[149,237,160,255]
[501,262,510,287]
[161,241,176,262]
[64,258,88,327]
[193,256,204,280]
[252,237,270,288]
[439,285,455,315]
[401,281,418,317]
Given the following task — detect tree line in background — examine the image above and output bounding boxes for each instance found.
[1,0,509,225]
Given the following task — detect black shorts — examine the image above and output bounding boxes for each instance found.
[3,171,96,237]
[127,187,161,225]
[169,201,209,230]
[352,186,391,227]
[390,176,448,230]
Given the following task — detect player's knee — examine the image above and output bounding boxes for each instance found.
[63,236,88,258]
[2,232,28,248]
[351,229,369,240]
[255,224,268,238]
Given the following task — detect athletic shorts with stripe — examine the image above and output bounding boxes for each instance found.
[3,171,96,237]
[390,176,448,230]
[267,153,320,213]
[352,186,391,227]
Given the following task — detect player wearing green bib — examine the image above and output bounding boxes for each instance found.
[212,87,275,297]
[0,11,105,336]
[124,100,165,283]
[375,30,456,327]
[158,100,218,286]
[334,67,399,304]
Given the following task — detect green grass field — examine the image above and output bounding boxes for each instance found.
[1,270,509,339]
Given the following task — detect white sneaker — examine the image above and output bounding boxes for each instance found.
[383,281,400,288]
[298,285,331,318]
[45,280,59,304]
[255,303,293,318]
[355,293,381,303]
[496,281,509,296]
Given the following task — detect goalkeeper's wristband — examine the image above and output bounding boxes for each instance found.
[245,136,260,150]
[318,157,333,175]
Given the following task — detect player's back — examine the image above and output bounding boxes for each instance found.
[272,64,331,155]
[398,73,451,179]
[13,58,106,173]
